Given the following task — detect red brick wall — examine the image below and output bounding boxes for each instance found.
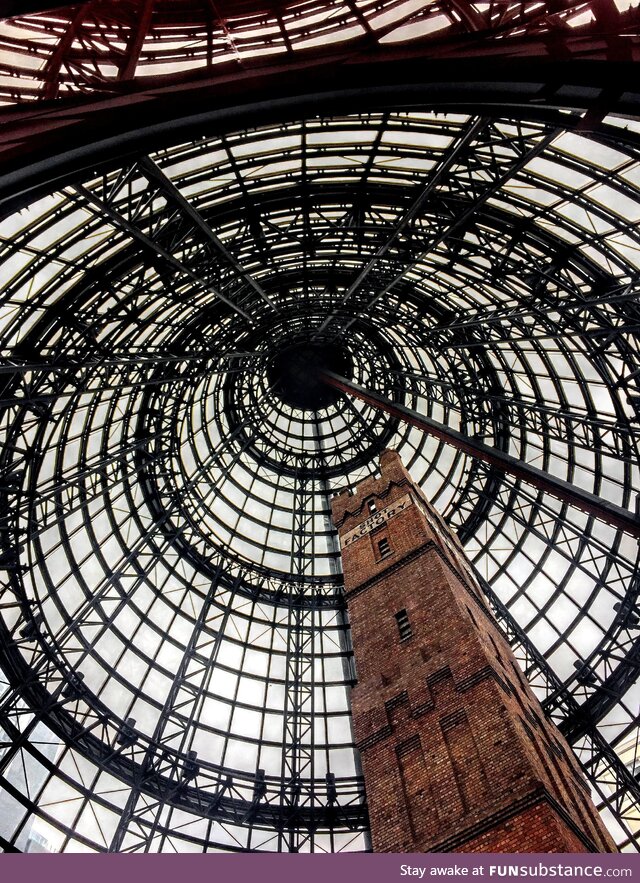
[331,450,616,853]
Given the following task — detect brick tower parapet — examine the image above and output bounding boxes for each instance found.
[331,450,615,853]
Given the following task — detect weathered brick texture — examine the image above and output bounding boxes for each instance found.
[331,449,616,854]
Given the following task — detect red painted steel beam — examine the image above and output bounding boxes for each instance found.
[322,371,640,540]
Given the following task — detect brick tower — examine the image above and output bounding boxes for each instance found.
[331,450,615,853]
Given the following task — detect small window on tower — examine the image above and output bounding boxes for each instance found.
[367,499,377,514]
[395,609,412,641]
[377,537,391,558]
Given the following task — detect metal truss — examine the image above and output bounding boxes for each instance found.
[319,118,561,340]
[0,0,638,105]
[0,570,367,849]
[479,573,640,852]
[323,371,640,538]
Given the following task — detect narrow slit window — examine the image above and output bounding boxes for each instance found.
[395,609,412,641]
[377,536,391,558]
[367,499,377,514]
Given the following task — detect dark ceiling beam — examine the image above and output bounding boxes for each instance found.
[138,156,279,314]
[322,371,640,539]
[40,3,86,101]
[316,115,488,333]
[0,349,255,375]
[1,58,639,219]
[118,0,154,82]
[0,1,77,16]
[386,368,638,463]
[70,183,255,323]
[324,122,562,342]
[416,279,640,341]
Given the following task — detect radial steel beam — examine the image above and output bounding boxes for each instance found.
[319,120,560,341]
[385,368,638,464]
[315,116,488,334]
[71,184,254,323]
[137,156,280,315]
[322,371,640,539]
[0,350,258,375]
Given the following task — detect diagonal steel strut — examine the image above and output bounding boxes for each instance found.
[322,371,640,540]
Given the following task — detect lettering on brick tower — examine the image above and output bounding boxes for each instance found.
[331,449,616,854]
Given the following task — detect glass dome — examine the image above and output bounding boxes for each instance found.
[0,0,639,856]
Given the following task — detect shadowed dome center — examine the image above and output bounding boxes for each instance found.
[268,341,352,410]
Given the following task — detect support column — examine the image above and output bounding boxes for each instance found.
[331,449,616,853]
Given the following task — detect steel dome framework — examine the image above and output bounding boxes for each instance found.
[0,0,638,106]
[0,0,639,856]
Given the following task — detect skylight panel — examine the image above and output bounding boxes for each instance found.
[552,133,629,171]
